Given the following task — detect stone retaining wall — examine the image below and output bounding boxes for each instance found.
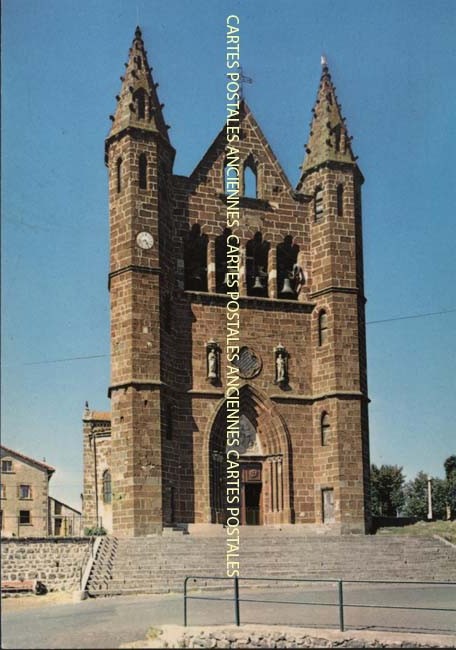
[1,537,93,592]
[130,625,456,649]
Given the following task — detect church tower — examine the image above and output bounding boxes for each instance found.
[84,34,371,536]
[297,59,370,531]
[105,27,175,536]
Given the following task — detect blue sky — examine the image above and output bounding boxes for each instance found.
[2,0,455,509]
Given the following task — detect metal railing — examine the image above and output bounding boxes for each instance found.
[183,575,456,632]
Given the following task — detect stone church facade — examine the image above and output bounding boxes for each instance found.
[83,27,371,537]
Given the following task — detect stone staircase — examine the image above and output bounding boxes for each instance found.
[85,529,456,597]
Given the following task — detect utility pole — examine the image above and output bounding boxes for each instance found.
[427,475,433,520]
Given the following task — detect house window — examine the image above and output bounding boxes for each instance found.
[139,153,147,189]
[337,184,344,217]
[318,311,328,346]
[19,484,31,499]
[314,186,323,221]
[321,412,330,446]
[0,484,5,499]
[102,470,112,504]
[1,459,12,473]
[19,510,31,525]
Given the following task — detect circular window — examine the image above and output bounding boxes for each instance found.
[232,346,262,379]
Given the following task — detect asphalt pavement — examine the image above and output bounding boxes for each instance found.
[2,584,456,649]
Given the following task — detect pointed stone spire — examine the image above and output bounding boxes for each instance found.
[301,58,356,174]
[108,26,170,142]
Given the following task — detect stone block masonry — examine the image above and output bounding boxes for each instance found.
[1,538,92,592]
[124,625,456,649]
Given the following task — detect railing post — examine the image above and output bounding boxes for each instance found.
[338,580,345,632]
[184,578,188,627]
[234,576,240,626]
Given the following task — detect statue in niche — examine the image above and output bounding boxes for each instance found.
[206,341,220,383]
[246,232,270,296]
[274,345,289,386]
[184,223,208,291]
[208,349,217,378]
[277,235,301,298]
[276,352,286,383]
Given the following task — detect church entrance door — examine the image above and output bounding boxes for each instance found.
[240,463,262,525]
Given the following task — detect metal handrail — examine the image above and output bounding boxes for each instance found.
[183,575,456,632]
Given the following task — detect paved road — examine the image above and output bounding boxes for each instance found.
[2,584,456,649]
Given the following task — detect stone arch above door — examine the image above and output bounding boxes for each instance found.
[206,384,293,524]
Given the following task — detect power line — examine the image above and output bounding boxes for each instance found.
[24,354,108,366]
[6,307,456,367]
[366,308,456,325]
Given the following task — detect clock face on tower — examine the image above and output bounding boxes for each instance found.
[136,231,154,250]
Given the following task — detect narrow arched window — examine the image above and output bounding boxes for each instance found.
[116,158,122,193]
[102,470,112,504]
[318,310,328,346]
[246,232,270,297]
[321,412,330,446]
[314,186,323,221]
[337,184,344,217]
[165,404,173,441]
[223,161,231,194]
[139,153,147,190]
[243,164,257,198]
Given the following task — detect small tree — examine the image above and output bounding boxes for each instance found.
[370,464,405,516]
[403,471,447,520]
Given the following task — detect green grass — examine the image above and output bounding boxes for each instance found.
[376,520,456,544]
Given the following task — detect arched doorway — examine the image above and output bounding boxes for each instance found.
[208,386,292,525]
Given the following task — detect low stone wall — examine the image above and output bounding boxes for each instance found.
[1,537,93,592]
[126,625,456,649]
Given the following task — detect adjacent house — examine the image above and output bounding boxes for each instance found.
[0,445,82,537]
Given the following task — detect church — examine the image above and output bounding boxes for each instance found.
[83,27,371,537]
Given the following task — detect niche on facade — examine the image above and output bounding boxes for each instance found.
[276,235,304,299]
[274,344,289,388]
[246,232,270,297]
[206,340,221,384]
[184,224,208,291]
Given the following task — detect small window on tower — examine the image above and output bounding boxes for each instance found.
[116,158,122,193]
[139,153,147,190]
[134,88,146,119]
[166,404,173,441]
[321,412,330,446]
[337,184,344,217]
[314,186,323,221]
[102,470,112,504]
[318,310,328,346]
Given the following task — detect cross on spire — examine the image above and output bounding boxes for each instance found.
[239,66,253,99]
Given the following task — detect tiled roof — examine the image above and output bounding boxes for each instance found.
[90,411,111,421]
[0,445,55,474]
